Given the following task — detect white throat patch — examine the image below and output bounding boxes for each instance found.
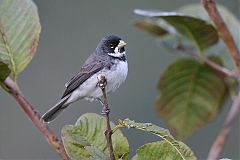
[108,47,126,58]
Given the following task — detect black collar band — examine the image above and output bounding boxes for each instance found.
[110,55,126,61]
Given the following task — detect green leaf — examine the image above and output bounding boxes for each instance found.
[117,119,196,160]
[132,141,196,160]
[178,3,240,45]
[134,19,168,36]
[0,61,10,82]
[85,146,110,160]
[61,113,129,160]
[178,3,240,69]
[0,0,41,80]
[155,57,228,140]
[134,9,218,52]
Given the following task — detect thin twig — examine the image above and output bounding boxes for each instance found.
[200,0,240,159]
[207,91,240,160]
[176,44,238,79]
[200,0,240,70]
[3,77,70,160]
[97,75,115,160]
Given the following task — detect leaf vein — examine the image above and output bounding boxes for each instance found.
[0,24,16,81]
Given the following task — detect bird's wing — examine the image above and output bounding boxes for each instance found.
[61,61,105,98]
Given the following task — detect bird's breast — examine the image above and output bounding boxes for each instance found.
[103,60,128,93]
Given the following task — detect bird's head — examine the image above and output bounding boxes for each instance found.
[97,35,127,58]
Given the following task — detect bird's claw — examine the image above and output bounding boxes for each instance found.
[97,75,107,88]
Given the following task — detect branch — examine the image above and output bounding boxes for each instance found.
[200,0,240,70]
[207,91,240,160]
[176,44,238,79]
[97,75,115,160]
[3,77,70,160]
[200,0,240,159]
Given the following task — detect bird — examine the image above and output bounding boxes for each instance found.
[41,35,128,122]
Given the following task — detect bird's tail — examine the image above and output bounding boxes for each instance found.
[41,95,70,122]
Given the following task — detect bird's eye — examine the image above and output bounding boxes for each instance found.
[110,44,114,48]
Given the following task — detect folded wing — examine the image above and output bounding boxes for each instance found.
[62,61,105,98]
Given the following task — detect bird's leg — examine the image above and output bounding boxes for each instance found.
[97,97,110,115]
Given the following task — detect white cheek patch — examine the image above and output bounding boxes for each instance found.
[114,47,119,53]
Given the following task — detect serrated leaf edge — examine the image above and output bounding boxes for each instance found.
[118,119,186,160]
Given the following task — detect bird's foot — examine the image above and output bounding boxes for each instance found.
[97,75,107,88]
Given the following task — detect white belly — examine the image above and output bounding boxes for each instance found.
[66,60,128,104]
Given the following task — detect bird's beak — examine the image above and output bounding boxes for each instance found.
[118,40,127,49]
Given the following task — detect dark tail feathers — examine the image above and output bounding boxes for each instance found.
[41,95,70,122]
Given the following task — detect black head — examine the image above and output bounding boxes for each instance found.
[96,35,126,58]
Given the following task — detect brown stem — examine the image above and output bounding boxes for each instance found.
[176,44,238,79]
[3,77,70,160]
[200,0,240,70]
[200,0,240,159]
[207,91,240,160]
[97,75,115,160]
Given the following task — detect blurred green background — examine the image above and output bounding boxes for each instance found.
[0,0,239,159]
